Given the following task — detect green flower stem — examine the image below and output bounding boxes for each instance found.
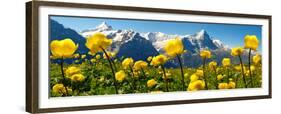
[60,58,69,96]
[161,65,169,92]
[140,68,146,77]
[129,66,136,92]
[110,58,118,72]
[235,71,239,88]
[248,49,254,87]
[79,55,82,62]
[140,68,149,92]
[227,68,230,83]
[202,58,209,90]
[90,60,99,89]
[176,55,186,91]
[212,66,218,89]
[101,47,118,94]
[238,55,248,88]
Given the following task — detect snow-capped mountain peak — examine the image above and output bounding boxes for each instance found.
[194,29,209,40]
[52,19,234,68]
[141,32,180,51]
[95,21,113,31]
[212,39,224,48]
[80,22,114,38]
[111,30,135,42]
[142,32,178,42]
[80,22,226,53]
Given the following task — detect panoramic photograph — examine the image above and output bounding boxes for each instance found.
[49,16,262,97]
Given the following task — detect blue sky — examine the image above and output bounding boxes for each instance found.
[50,16,262,49]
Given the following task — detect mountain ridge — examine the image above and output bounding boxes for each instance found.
[51,20,245,67]
[80,21,228,52]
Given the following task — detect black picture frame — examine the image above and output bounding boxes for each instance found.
[26,1,272,113]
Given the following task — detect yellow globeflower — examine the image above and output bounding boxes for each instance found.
[122,58,134,69]
[184,73,189,79]
[253,54,261,64]
[164,38,184,57]
[52,84,66,94]
[250,65,256,72]
[95,54,101,59]
[134,60,148,71]
[244,35,259,50]
[115,70,126,82]
[52,84,72,95]
[188,80,205,91]
[234,65,241,71]
[65,66,81,77]
[88,51,95,56]
[245,70,250,76]
[85,32,112,54]
[52,84,65,93]
[147,79,157,88]
[111,52,116,58]
[208,61,217,69]
[222,58,231,67]
[98,76,105,82]
[50,39,78,58]
[103,51,115,59]
[218,83,229,89]
[81,54,86,59]
[228,81,236,89]
[70,74,85,82]
[231,47,244,56]
[200,50,211,59]
[234,65,246,72]
[90,58,97,63]
[133,71,140,77]
[162,71,172,80]
[216,67,222,73]
[73,53,80,59]
[217,74,224,80]
[50,55,58,59]
[147,56,153,62]
[195,70,204,77]
[190,74,199,82]
[150,55,168,66]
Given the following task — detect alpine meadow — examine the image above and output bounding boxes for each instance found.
[49,16,262,97]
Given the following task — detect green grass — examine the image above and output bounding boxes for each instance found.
[50,58,262,97]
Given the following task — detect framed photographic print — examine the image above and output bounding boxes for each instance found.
[26,1,272,113]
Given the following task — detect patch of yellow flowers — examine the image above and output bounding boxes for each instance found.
[147,79,157,88]
[222,58,231,67]
[150,54,168,66]
[133,60,148,71]
[231,47,244,56]
[218,81,236,89]
[253,54,261,64]
[115,70,126,82]
[52,84,72,95]
[50,39,78,58]
[200,50,211,59]
[65,66,85,82]
[164,38,185,57]
[50,32,262,96]
[85,32,112,54]
[244,35,259,50]
[188,80,205,91]
[122,58,134,69]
